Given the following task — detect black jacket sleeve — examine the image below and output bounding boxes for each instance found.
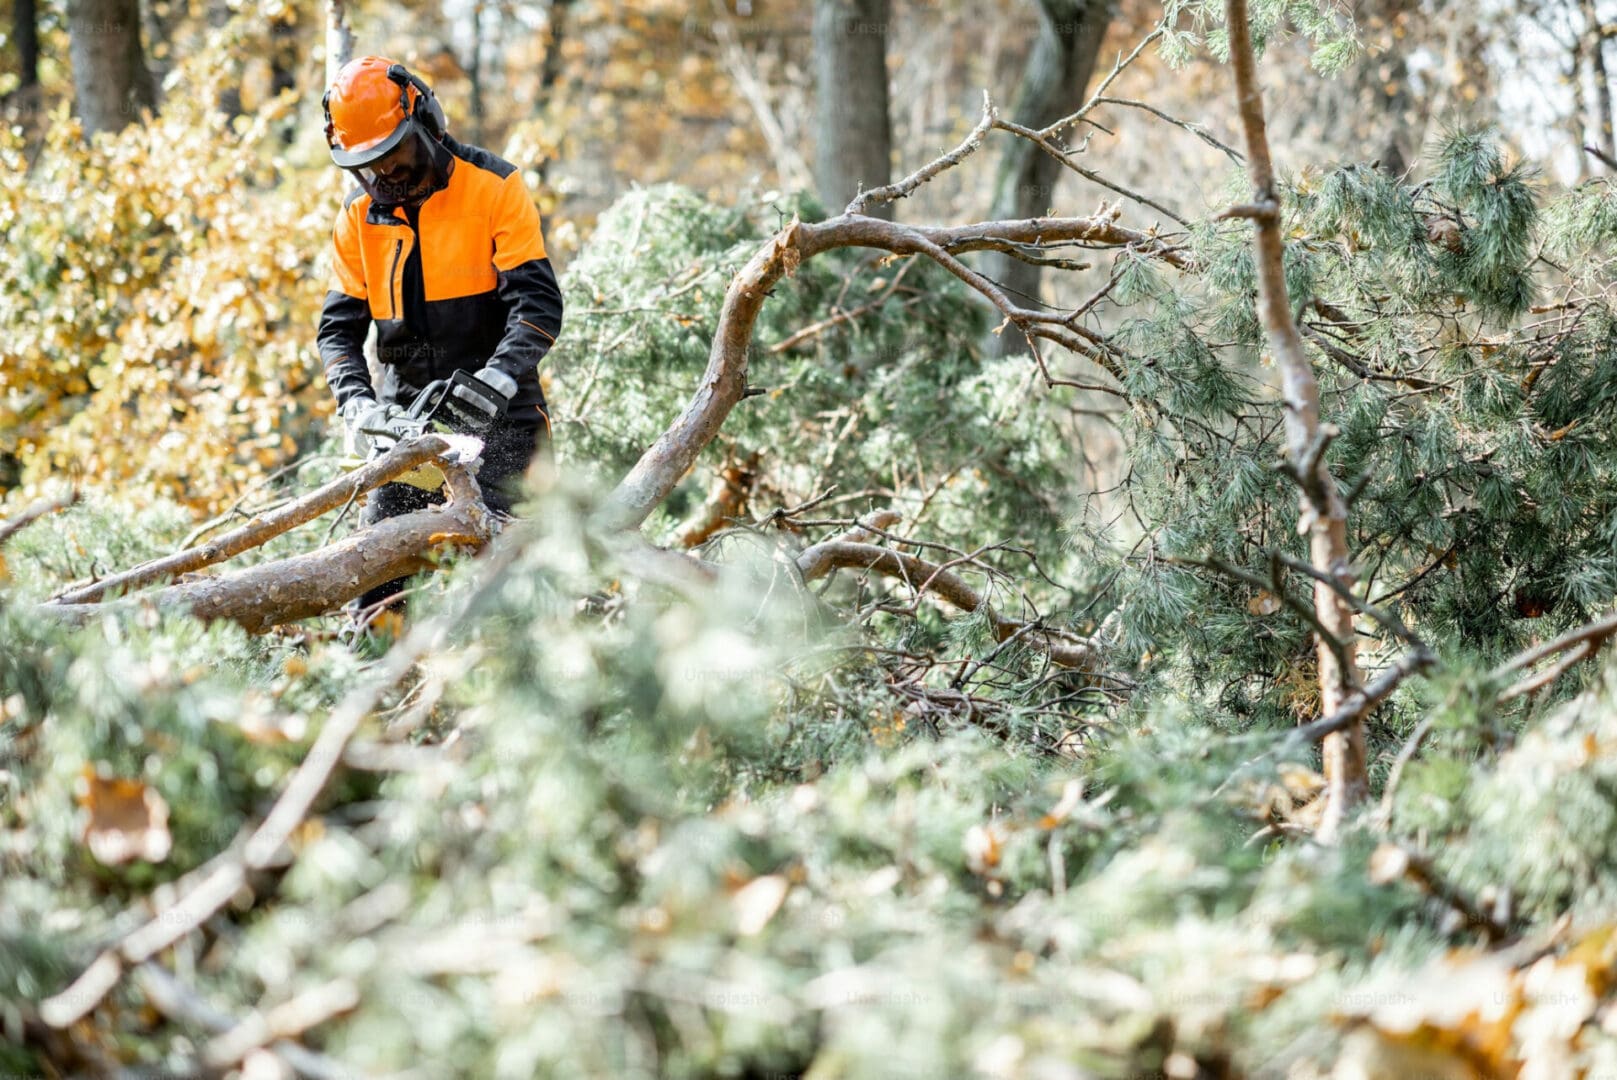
[484,170,564,382]
[317,290,375,408]
[487,257,565,382]
[315,199,377,408]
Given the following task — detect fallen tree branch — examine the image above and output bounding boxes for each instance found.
[1497,643,1593,702]
[1492,609,1617,680]
[676,449,762,548]
[39,460,492,633]
[602,208,1186,533]
[795,532,1100,671]
[0,489,78,547]
[175,455,337,554]
[201,978,361,1072]
[1086,95,1244,163]
[51,437,454,606]
[991,114,1189,225]
[768,258,921,354]
[1369,842,1511,943]
[846,90,998,216]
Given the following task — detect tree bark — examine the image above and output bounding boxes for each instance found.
[532,0,572,187]
[1572,30,1592,180]
[67,0,156,137]
[1225,0,1367,841]
[325,0,354,88]
[467,1,486,147]
[983,0,1112,354]
[813,0,894,219]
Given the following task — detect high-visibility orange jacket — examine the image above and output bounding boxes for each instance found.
[316,135,564,426]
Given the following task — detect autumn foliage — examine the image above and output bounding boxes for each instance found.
[1,42,336,509]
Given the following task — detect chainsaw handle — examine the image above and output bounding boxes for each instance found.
[405,379,450,421]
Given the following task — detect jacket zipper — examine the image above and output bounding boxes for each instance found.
[387,238,403,320]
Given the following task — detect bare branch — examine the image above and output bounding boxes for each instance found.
[1368,843,1511,943]
[991,114,1189,225]
[1493,609,1617,677]
[1087,95,1244,163]
[137,964,356,1080]
[1225,0,1367,838]
[1588,143,1617,172]
[795,529,1102,672]
[0,489,77,547]
[1491,609,1617,702]
[847,91,998,217]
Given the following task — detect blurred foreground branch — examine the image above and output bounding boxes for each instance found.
[40,524,533,1033]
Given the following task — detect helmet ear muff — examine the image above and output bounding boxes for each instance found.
[386,62,447,140]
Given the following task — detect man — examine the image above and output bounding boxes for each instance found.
[316,55,563,627]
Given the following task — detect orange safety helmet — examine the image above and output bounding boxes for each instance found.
[322,56,447,169]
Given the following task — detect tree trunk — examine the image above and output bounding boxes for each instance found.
[467,1,485,147]
[1585,0,1616,163]
[325,0,354,88]
[1225,0,1367,842]
[15,0,39,98]
[67,0,156,137]
[813,0,893,219]
[1355,0,1419,176]
[533,0,572,186]
[983,0,1112,355]
[1571,31,1591,179]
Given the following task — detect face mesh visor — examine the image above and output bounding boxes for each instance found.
[349,125,434,206]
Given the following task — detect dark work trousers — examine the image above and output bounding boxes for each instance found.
[353,417,549,617]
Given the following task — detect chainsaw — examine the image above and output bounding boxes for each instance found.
[365,369,500,491]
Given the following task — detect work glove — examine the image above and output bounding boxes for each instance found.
[443,366,517,434]
[340,396,409,459]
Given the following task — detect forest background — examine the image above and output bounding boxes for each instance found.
[10,0,1617,1077]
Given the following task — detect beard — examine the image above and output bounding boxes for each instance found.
[357,130,440,207]
[370,164,430,205]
